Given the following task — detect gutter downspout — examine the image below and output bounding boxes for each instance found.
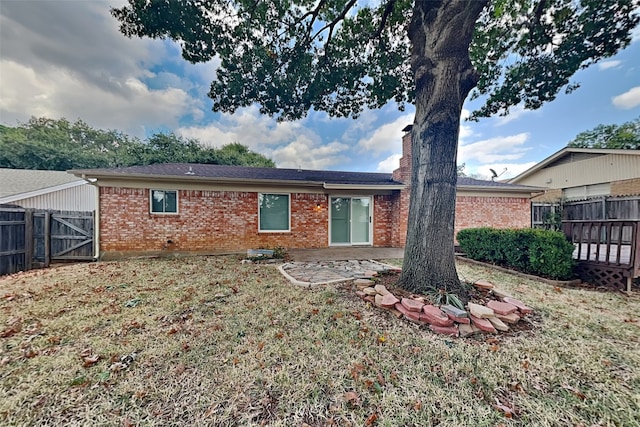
[84,174,100,261]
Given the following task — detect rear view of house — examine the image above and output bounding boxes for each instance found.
[70,128,540,260]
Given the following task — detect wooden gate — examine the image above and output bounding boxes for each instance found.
[0,207,94,275]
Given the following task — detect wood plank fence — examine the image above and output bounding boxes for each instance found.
[0,207,94,276]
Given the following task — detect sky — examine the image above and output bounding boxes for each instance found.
[1,1,639,179]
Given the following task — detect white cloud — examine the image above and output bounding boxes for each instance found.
[0,0,203,136]
[178,106,351,169]
[612,86,640,109]
[356,113,413,154]
[376,154,402,173]
[598,60,622,70]
[271,139,350,169]
[459,133,530,164]
[0,60,197,136]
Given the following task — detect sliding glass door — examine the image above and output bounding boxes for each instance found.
[330,197,371,245]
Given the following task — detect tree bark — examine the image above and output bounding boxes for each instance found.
[399,0,487,296]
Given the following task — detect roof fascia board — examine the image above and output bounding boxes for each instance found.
[457,184,544,193]
[322,183,406,190]
[71,171,404,191]
[0,180,87,204]
[71,172,326,189]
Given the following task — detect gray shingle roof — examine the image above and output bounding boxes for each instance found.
[69,163,542,191]
[0,168,84,198]
[71,163,403,186]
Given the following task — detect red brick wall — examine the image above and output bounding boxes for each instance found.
[99,187,399,256]
[454,196,531,242]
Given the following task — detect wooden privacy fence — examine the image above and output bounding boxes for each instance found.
[562,220,640,291]
[563,196,640,220]
[0,207,94,276]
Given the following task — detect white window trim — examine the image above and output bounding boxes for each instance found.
[258,192,291,233]
[150,189,179,215]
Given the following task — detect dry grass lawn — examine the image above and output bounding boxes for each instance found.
[1,256,639,426]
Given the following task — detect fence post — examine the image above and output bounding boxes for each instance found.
[24,209,33,271]
[44,211,51,268]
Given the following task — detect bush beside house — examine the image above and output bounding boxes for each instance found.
[457,227,575,280]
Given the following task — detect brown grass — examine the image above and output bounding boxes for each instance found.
[1,256,639,426]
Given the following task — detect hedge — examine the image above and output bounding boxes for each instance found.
[457,227,575,280]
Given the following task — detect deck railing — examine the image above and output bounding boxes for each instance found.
[562,220,640,291]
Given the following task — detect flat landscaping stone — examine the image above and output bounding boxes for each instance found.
[394,302,410,317]
[354,279,374,289]
[495,312,520,324]
[404,310,425,325]
[364,295,375,304]
[470,315,497,333]
[374,294,384,307]
[458,323,476,337]
[474,280,494,290]
[355,291,366,300]
[468,302,495,318]
[440,304,468,318]
[486,300,518,315]
[374,284,390,295]
[401,297,424,313]
[491,288,513,299]
[381,293,399,308]
[487,316,509,332]
[446,313,471,324]
[421,305,454,327]
[429,324,458,336]
[503,297,533,314]
[363,287,378,296]
[364,270,379,278]
[389,308,403,318]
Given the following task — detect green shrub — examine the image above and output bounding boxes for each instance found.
[457,227,575,280]
[527,230,575,280]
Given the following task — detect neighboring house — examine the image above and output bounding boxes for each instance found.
[70,127,540,260]
[509,147,640,202]
[508,147,640,223]
[0,168,97,211]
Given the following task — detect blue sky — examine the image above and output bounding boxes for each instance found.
[1,1,639,179]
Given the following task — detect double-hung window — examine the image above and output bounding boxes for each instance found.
[150,190,178,214]
[258,193,290,232]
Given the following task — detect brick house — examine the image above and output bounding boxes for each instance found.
[70,128,539,260]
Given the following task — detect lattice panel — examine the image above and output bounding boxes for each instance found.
[575,263,630,289]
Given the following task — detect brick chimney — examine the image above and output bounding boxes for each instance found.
[392,124,412,184]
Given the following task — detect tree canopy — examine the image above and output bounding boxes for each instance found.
[567,117,640,149]
[112,0,639,297]
[0,117,275,170]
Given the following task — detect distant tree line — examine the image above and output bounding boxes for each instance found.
[567,117,639,150]
[0,117,275,170]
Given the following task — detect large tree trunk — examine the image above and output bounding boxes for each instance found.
[399,1,487,296]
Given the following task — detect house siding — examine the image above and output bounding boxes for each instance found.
[611,177,640,197]
[99,187,397,257]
